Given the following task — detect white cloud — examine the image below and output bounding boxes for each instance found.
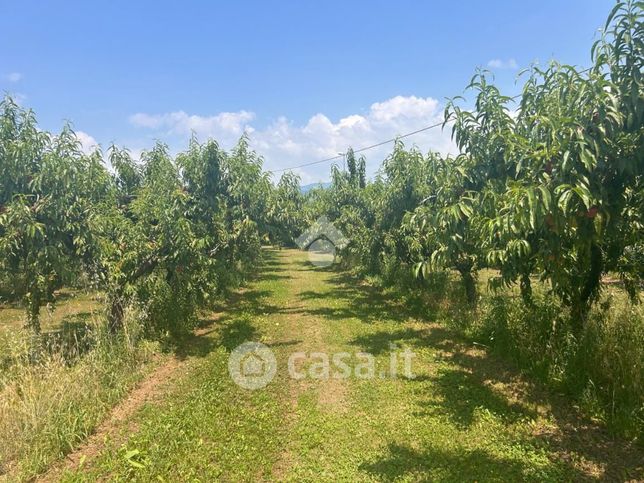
[76,131,99,154]
[129,110,255,139]
[254,96,456,183]
[370,95,439,122]
[487,58,518,70]
[128,95,457,184]
[4,72,22,82]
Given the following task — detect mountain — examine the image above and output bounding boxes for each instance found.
[300,182,331,194]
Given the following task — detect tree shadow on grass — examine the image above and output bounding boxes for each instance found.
[170,249,291,359]
[350,322,643,480]
[210,289,282,317]
[350,328,427,355]
[350,325,538,428]
[359,443,565,482]
[296,284,416,325]
[260,273,291,282]
[424,330,642,480]
[293,265,450,325]
[218,316,259,350]
[172,331,217,360]
[329,267,644,480]
[420,366,538,428]
[168,312,261,360]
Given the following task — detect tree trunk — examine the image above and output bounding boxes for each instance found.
[571,242,603,334]
[108,296,125,334]
[25,290,41,334]
[457,264,477,304]
[581,242,603,307]
[520,271,533,306]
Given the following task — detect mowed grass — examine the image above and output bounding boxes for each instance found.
[60,249,642,481]
[0,289,102,336]
[59,250,295,481]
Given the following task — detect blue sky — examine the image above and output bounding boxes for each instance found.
[1,0,614,183]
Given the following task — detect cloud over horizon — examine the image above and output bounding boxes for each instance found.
[126,95,456,184]
[129,110,256,138]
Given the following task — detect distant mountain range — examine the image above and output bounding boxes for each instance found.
[300,182,331,194]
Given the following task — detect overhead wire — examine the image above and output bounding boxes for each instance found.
[273,66,596,174]
[272,120,445,173]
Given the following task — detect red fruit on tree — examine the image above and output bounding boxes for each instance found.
[586,206,599,219]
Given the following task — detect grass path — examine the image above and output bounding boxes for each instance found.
[58,249,642,482]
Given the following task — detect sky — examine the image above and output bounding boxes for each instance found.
[1,0,615,184]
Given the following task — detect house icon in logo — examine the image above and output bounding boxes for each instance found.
[240,352,268,377]
[228,341,277,390]
[295,216,348,267]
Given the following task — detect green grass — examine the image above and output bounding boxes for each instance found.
[377,261,643,440]
[58,249,642,481]
[0,289,101,335]
[0,323,159,481]
[0,289,169,481]
[59,250,295,482]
